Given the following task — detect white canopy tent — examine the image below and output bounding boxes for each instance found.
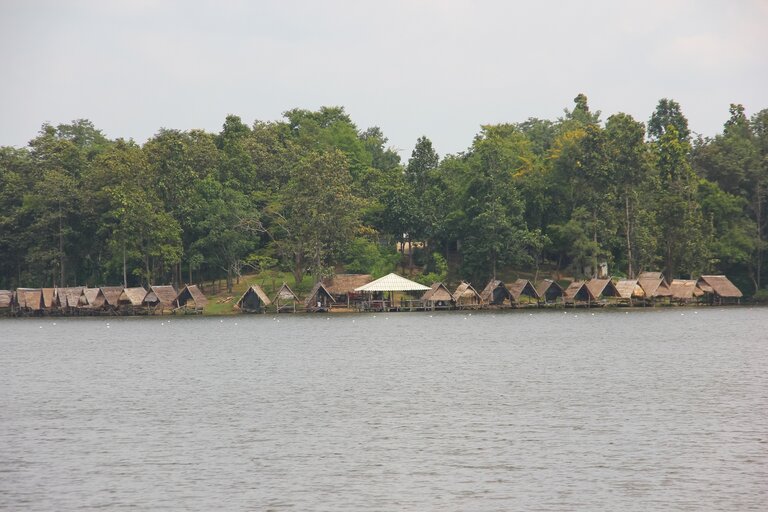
[354,273,430,292]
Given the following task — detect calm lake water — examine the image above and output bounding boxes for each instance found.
[1,308,767,511]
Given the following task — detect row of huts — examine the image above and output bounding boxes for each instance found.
[233,272,744,314]
[0,284,208,316]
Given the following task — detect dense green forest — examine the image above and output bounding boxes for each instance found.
[1,95,767,297]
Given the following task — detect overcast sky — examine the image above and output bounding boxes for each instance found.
[2,0,766,158]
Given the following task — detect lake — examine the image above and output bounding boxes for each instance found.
[1,308,766,511]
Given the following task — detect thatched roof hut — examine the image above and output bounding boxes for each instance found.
[323,274,372,298]
[42,288,57,309]
[274,283,300,313]
[56,287,87,309]
[119,287,148,307]
[236,284,272,313]
[563,281,594,303]
[480,280,514,305]
[84,287,106,309]
[508,279,540,303]
[176,284,208,312]
[637,272,672,298]
[586,278,621,300]
[535,279,564,303]
[452,281,482,308]
[615,279,644,300]
[696,275,742,301]
[144,285,178,312]
[16,288,43,311]
[0,290,13,309]
[421,282,454,309]
[670,279,704,302]
[100,286,124,308]
[304,282,336,312]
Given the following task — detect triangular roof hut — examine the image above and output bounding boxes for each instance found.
[563,281,594,303]
[535,279,564,303]
[56,287,87,310]
[586,278,621,300]
[696,275,742,302]
[16,288,43,311]
[100,286,124,309]
[42,288,57,310]
[670,279,704,302]
[637,272,672,298]
[614,279,644,300]
[421,282,454,309]
[143,285,178,313]
[274,283,300,313]
[304,282,336,312]
[0,290,13,309]
[480,279,514,306]
[452,281,482,309]
[175,284,208,312]
[119,287,148,307]
[84,287,106,310]
[508,279,540,303]
[236,284,272,313]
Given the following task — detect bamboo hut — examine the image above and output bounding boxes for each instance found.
[304,282,336,312]
[670,279,704,303]
[16,288,43,314]
[41,288,57,313]
[421,282,454,310]
[535,279,564,305]
[508,279,540,307]
[586,278,621,305]
[144,285,178,314]
[696,275,743,305]
[480,280,514,306]
[637,272,672,304]
[452,281,482,309]
[56,287,87,314]
[615,279,644,306]
[0,290,13,313]
[119,287,147,314]
[236,284,272,313]
[322,274,372,308]
[175,284,208,314]
[273,283,300,313]
[563,281,595,306]
[83,287,107,313]
[100,286,124,313]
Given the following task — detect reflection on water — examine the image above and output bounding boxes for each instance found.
[1,308,766,511]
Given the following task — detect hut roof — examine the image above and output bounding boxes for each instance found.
[452,281,482,302]
[237,284,272,308]
[615,279,644,299]
[274,283,299,302]
[84,287,105,308]
[586,278,621,298]
[637,272,671,297]
[0,290,12,308]
[42,288,57,309]
[176,284,208,308]
[57,287,86,308]
[421,282,454,302]
[100,286,124,307]
[697,275,742,298]
[17,288,43,310]
[304,282,336,308]
[508,279,540,301]
[535,279,564,298]
[120,287,147,306]
[354,273,430,292]
[670,279,704,300]
[480,280,513,302]
[323,274,373,295]
[145,285,178,307]
[563,281,594,301]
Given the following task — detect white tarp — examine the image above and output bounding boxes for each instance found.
[354,273,430,292]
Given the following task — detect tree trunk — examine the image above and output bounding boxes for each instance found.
[122,240,127,288]
[59,203,65,286]
[292,251,304,286]
[625,193,634,279]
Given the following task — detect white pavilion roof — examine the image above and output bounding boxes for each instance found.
[354,273,430,292]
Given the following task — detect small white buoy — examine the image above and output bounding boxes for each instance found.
[52,322,56,325]
[39,326,42,329]
[591,313,595,316]
[234,323,237,326]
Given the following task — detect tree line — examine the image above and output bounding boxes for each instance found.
[1,95,766,296]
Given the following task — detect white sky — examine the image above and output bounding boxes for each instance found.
[1,0,767,158]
